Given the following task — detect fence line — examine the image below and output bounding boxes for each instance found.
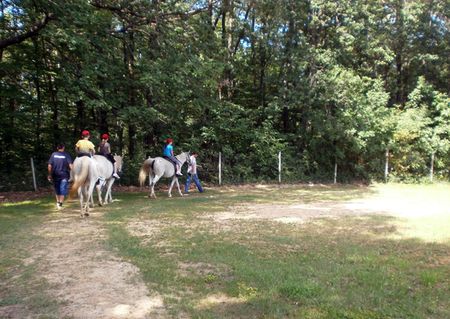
[214,150,443,185]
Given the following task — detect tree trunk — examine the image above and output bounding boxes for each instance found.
[124,30,137,159]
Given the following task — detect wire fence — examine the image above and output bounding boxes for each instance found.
[0,149,447,192]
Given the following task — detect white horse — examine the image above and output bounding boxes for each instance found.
[92,155,123,206]
[138,152,190,198]
[70,156,99,217]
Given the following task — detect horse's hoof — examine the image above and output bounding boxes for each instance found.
[84,212,89,217]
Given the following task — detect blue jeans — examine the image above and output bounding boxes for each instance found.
[54,178,69,196]
[185,174,203,193]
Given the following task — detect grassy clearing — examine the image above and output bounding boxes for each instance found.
[1,183,448,318]
[105,184,450,318]
[0,198,63,318]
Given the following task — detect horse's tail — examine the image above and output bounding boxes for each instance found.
[70,159,90,198]
[139,158,154,187]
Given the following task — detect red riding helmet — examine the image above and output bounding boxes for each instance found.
[101,133,109,140]
[166,138,173,144]
[81,130,90,137]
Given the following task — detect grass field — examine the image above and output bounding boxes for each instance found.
[0,183,449,318]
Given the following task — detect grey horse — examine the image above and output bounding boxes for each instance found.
[70,156,99,217]
[139,152,190,198]
[92,154,123,206]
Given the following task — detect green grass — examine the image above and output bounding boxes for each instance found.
[104,184,450,318]
[0,198,63,318]
[1,183,449,318]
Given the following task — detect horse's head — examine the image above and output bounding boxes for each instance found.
[114,155,123,173]
[184,151,191,165]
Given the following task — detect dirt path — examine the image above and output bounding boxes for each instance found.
[29,208,168,319]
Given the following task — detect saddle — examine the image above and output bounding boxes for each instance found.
[77,153,92,158]
[162,156,177,171]
[99,153,115,164]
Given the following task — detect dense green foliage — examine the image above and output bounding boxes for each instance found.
[1,0,449,189]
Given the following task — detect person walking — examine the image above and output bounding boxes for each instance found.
[184,151,204,194]
[75,130,95,157]
[98,133,120,179]
[48,143,73,210]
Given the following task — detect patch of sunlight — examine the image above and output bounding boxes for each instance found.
[1,200,37,207]
[254,184,273,189]
[347,183,450,243]
[112,304,131,316]
[196,293,244,310]
[274,216,305,224]
[391,216,450,243]
[109,296,164,318]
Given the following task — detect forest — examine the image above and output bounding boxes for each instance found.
[0,0,449,190]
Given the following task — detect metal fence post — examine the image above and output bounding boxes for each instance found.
[31,157,38,191]
[385,148,389,183]
[333,161,337,184]
[218,152,222,185]
[278,151,281,183]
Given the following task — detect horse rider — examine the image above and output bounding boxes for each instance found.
[75,130,95,157]
[163,138,182,176]
[98,133,120,179]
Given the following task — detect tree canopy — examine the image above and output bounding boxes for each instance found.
[1,0,449,190]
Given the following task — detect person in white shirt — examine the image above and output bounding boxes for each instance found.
[184,151,204,194]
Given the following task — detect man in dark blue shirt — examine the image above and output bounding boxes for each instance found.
[48,143,73,210]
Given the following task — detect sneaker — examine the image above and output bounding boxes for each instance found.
[176,171,183,176]
[113,173,120,179]
[56,202,62,210]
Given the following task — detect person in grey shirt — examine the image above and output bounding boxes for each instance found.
[184,151,204,194]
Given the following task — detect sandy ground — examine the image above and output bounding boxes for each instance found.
[25,208,167,319]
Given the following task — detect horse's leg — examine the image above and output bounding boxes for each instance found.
[83,186,90,216]
[106,179,114,203]
[81,186,90,217]
[86,180,97,215]
[78,188,84,217]
[151,174,162,199]
[175,177,183,197]
[148,174,154,198]
[96,183,103,206]
[168,177,177,198]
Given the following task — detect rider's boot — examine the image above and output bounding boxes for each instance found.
[113,163,120,179]
[176,164,182,176]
